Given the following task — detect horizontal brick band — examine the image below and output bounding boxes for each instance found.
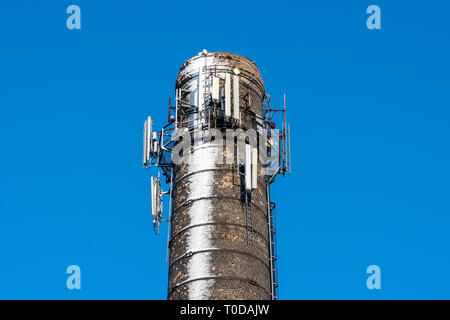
[168,221,269,250]
[169,247,271,272]
[171,195,267,220]
[168,275,270,298]
[174,166,267,190]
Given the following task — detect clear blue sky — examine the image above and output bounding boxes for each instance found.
[1,0,449,299]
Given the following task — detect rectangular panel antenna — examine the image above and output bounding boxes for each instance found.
[151,175,162,227]
[233,74,240,121]
[143,119,148,166]
[152,131,158,154]
[198,67,205,112]
[143,116,153,167]
[151,176,156,218]
[225,73,231,117]
[251,146,258,190]
[245,143,251,191]
[212,76,219,102]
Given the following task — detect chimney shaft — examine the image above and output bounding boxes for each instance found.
[168,52,271,300]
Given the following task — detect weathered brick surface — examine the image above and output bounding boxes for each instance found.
[168,52,270,300]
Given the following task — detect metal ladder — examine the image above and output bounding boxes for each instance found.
[266,179,279,300]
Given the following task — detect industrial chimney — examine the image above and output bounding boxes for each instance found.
[143,51,290,300]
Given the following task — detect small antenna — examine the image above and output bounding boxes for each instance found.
[288,123,291,174]
[143,117,153,168]
[151,174,162,234]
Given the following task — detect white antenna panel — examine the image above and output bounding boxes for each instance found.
[225,73,231,117]
[152,131,158,153]
[245,143,251,191]
[251,146,258,190]
[143,116,153,167]
[151,176,162,229]
[212,76,219,102]
[198,67,205,112]
[151,176,156,218]
[233,74,240,121]
[143,120,148,166]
